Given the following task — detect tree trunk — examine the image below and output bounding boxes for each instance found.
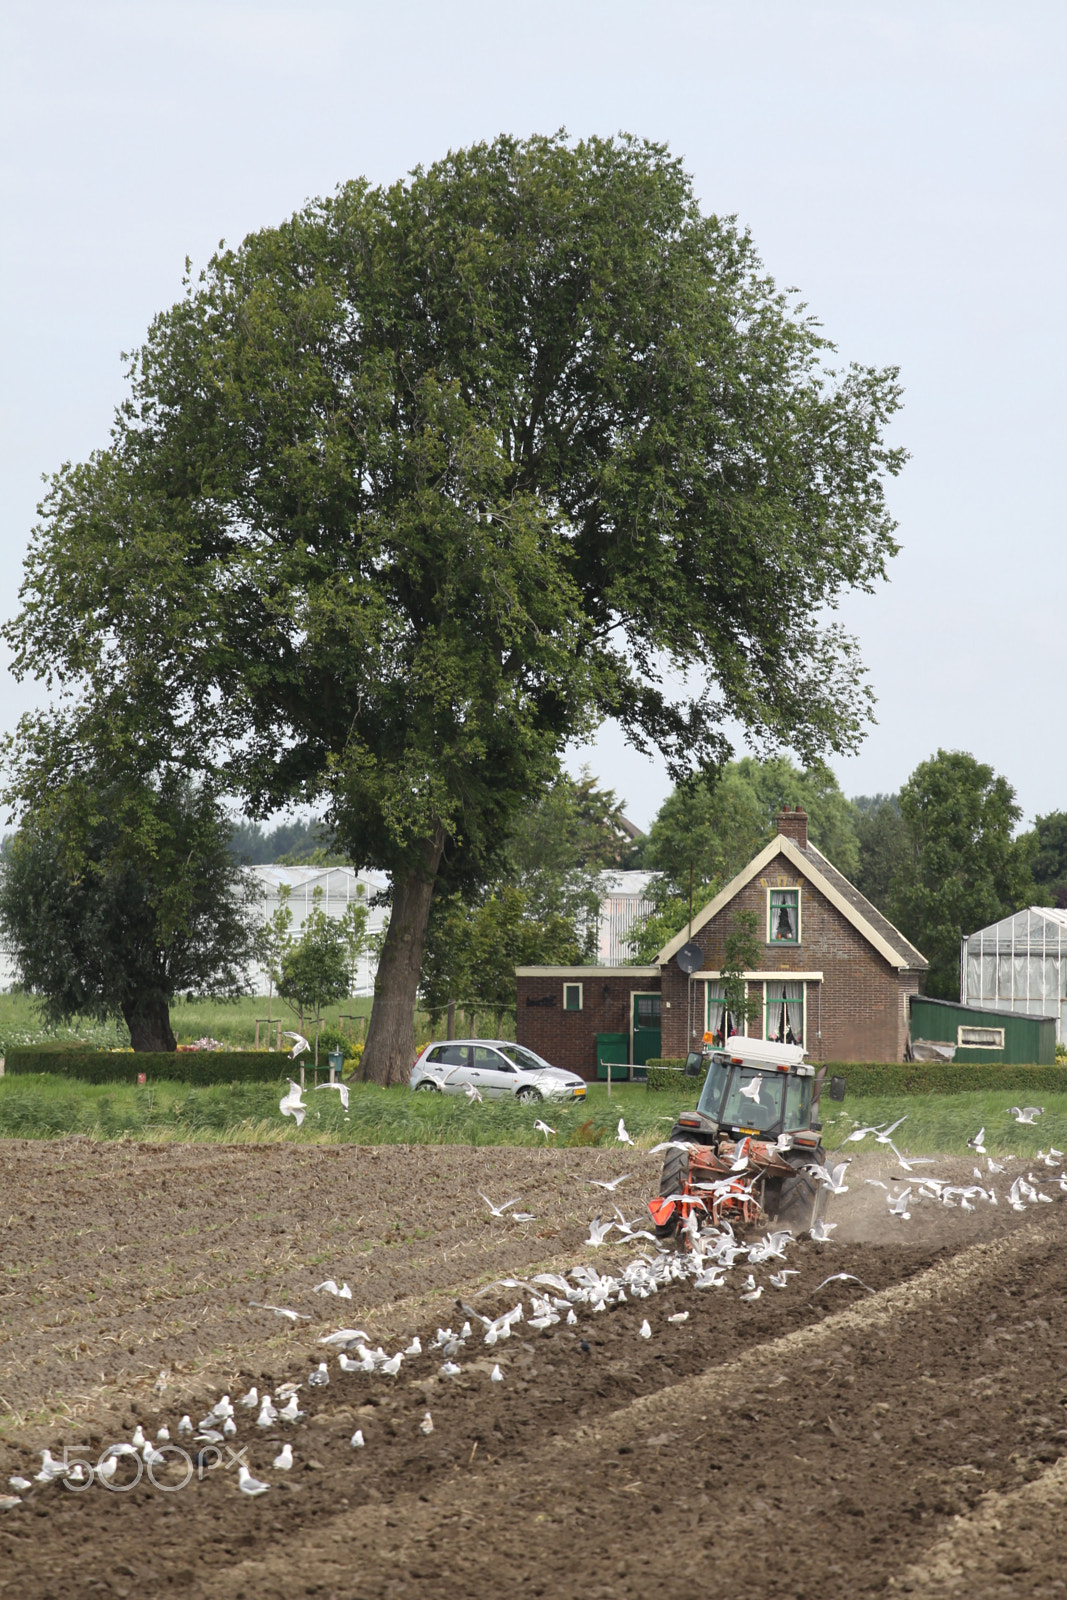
[123,994,177,1052]
[361,828,445,1085]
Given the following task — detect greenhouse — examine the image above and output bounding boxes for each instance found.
[961,906,1067,1044]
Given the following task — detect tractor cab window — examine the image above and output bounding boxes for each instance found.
[782,1073,812,1130]
[718,1068,785,1134]
[696,1054,731,1120]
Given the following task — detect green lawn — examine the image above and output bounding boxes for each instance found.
[0,1072,1063,1158]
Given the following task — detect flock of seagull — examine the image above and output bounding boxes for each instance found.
[2,1104,1062,1513]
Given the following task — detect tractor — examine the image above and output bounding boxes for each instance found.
[647,1035,846,1238]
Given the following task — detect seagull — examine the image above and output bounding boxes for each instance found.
[810,1160,850,1195]
[809,1220,837,1242]
[237,1464,271,1497]
[586,1216,615,1247]
[738,1078,762,1104]
[279,1079,307,1126]
[223,1417,237,1438]
[769,1270,799,1289]
[256,1396,278,1428]
[0,1495,23,1510]
[282,1031,310,1060]
[382,1353,403,1376]
[239,1387,259,1409]
[315,1081,350,1111]
[648,1141,692,1155]
[177,1415,193,1435]
[587,1174,632,1192]
[533,1119,556,1139]
[490,1364,504,1382]
[845,1120,890,1143]
[987,1156,1007,1173]
[967,1128,986,1154]
[1037,1149,1061,1167]
[351,1429,365,1448]
[479,1193,521,1217]
[34,1450,68,1483]
[248,1300,310,1321]
[420,1412,434,1435]
[404,1336,422,1357]
[8,1477,31,1493]
[209,1395,234,1421]
[440,1360,462,1377]
[812,1273,875,1295]
[874,1116,909,1144]
[272,1443,293,1470]
[616,1118,635,1146]
[131,1425,146,1449]
[740,1285,763,1302]
[314,1280,353,1299]
[338,1352,361,1372]
[279,1395,305,1422]
[639,1319,652,1338]
[318,1327,369,1345]
[667,1311,689,1324]
[464,1083,483,1103]
[307,1362,330,1387]
[1008,1106,1044,1124]
[195,1429,225,1444]
[510,1211,537,1223]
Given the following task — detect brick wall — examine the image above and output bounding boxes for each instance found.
[516,970,660,1079]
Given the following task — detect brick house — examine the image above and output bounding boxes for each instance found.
[516,806,927,1077]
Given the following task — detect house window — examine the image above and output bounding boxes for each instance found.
[957,1024,1004,1049]
[768,888,800,944]
[563,983,583,1012]
[765,981,804,1046]
[706,985,741,1048]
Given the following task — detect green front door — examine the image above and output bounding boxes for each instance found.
[632,993,662,1066]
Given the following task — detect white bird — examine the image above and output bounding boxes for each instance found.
[279,1395,304,1422]
[338,1352,361,1373]
[248,1300,310,1321]
[314,1279,353,1299]
[420,1412,434,1435]
[967,1128,986,1153]
[865,1179,889,1190]
[490,1364,504,1382]
[404,1336,422,1357]
[308,1362,330,1387]
[440,1360,462,1377]
[8,1477,31,1493]
[510,1211,537,1223]
[223,1417,237,1437]
[616,1118,635,1145]
[874,1115,909,1144]
[588,1173,632,1192]
[177,1415,193,1435]
[282,1031,310,1060]
[667,1311,689,1324]
[256,1396,278,1428]
[279,1078,307,1126]
[648,1141,692,1155]
[131,1425,146,1449]
[738,1078,762,1104]
[638,1319,652,1339]
[239,1388,259,1409]
[315,1081,350,1110]
[809,1220,837,1242]
[34,1450,68,1483]
[0,1495,23,1510]
[769,1270,799,1288]
[1037,1149,1061,1167]
[96,1454,120,1484]
[1008,1106,1044,1124]
[351,1429,365,1448]
[987,1156,1007,1173]
[566,1309,578,1325]
[585,1216,615,1247]
[740,1285,763,1302]
[210,1395,234,1421]
[533,1119,556,1139]
[464,1083,483,1103]
[845,1120,891,1143]
[886,1187,913,1218]
[272,1444,293,1470]
[382,1353,403,1376]
[195,1429,225,1444]
[237,1464,271,1497]
[479,1193,520,1218]
[812,1272,875,1294]
[810,1161,850,1196]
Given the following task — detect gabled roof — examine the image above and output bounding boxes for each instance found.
[656,834,927,972]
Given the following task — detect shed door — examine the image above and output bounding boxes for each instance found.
[632,993,662,1066]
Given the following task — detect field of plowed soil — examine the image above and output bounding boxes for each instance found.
[3,1137,1067,1599]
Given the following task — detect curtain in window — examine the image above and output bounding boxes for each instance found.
[706,985,740,1047]
[769,890,798,942]
[766,981,804,1045]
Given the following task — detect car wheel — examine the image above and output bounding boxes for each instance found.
[516,1086,542,1104]
[415,1080,440,1093]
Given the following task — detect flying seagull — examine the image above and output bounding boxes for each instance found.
[587,1174,632,1193]
[313,1279,353,1299]
[315,1081,350,1111]
[279,1079,306,1126]
[479,1193,521,1218]
[812,1272,875,1295]
[616,1118,635,1145]
[533,1119,556,1140]
[967,1128,986,1154]
[1008,1106,1044,1124]
[282,1031,310,1060]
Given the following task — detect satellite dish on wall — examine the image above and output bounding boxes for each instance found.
[676,941,704,975]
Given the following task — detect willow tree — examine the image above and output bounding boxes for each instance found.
[5,133,904,1083]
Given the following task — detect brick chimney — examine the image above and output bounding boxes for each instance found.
[776,804,808,850]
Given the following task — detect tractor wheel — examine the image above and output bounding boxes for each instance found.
[771,1153,826,1231]
[655,1140,691,1239]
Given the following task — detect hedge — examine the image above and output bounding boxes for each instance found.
[643,1056,1067,1097]
[2,1048,294,1086]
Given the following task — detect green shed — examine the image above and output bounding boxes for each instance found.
[909,995,1056,1065]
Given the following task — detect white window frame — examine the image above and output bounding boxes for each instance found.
[763,980,806,1047]
[563,982,583,1012]
[957,1024,1004,1049]
[766,886,802,946]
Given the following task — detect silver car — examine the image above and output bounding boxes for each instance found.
[410,1039,587,1103]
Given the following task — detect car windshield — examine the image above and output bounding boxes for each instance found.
[717,1067,786,1134]
[498,1044,550,1072]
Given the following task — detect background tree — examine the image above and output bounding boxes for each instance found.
[0,744,257,1050]
[719,909,763,1036]
[1018,811,1067,909]
[277,892,350,1061]
[852,793,910,914]
[6,133,904,1083]
[254,882,293,1028]
[890,750,1035,998]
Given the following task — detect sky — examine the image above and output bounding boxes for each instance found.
[2,0,1064,832]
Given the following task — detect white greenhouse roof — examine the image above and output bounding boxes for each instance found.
[964,906,1067,948]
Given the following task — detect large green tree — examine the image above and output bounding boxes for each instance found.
[852,793,910,914]
[5,133,904,1083]
[1018,811,1067,909]
[890,750,1035,998]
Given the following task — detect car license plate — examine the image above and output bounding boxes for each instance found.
[572,1086,586,1099]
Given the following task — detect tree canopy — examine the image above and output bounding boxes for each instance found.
[5,132,905,1081]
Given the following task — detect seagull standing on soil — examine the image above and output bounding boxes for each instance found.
[237,1465,271,1497]
[272,1444,293,1470]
